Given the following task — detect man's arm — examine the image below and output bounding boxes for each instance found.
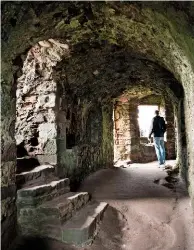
[162,117,166,133]
[148,118,154,138]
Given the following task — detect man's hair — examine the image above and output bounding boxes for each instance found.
[155,110,159,115]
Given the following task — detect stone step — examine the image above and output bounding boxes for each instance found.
[17,178,59,190]
[39,192,90,223]
[18,192,90,228]
[16,165,56,188]
[61,201,108,245]
[18,201,108,246]
[17,157,40,174]
[17,178,70,208]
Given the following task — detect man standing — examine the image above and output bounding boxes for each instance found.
[148,110,166,168]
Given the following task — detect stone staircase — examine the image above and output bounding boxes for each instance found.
[16,164,108,246]
[16,164,57,188]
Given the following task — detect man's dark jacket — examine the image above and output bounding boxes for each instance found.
[149,116,166,137]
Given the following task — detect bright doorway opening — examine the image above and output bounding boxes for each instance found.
[138,105,158,137]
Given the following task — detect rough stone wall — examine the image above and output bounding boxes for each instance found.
[1,74,17,249]
[15,40,70,171]
[128,100,141,162]
[175,100,187,176]
[1,4,194,248]
[57,95,113,187]
[185,87,194,207]
[114,100,131,161]
[14,39,114,189]
[102,103,114,168]
[165,100,176,160]
[114,98,154,163]
[114,95,177,163]
[178,93,194,198]
[114,98,141,162]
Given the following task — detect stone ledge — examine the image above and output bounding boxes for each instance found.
[39,192,90,222]
[16,165,55,186]
[17,179,70,207]
[18,201,108,245]
[18,178,69,197]
[18,192,90,227]
[62,201,108,245]
[36,154,57,165]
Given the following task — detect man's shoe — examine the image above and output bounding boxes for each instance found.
[159,164,165,169]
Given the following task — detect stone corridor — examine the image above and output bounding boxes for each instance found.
[13,161,194,250]
[79,161,194,250]
[1,2,194,250]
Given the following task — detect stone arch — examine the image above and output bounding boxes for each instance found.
[15,39,70,165]
[2,2,194,249]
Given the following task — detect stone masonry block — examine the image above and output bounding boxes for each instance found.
[47,109,56,123]
[36,154,57,165]
[39,123,57,139]
[34,113,45,123]
[17,179,70,207]
[16,165,55,186]
[44,139,57,154]
[17,179,70,198]
[39,192,90,223]
[36,81,56,94]
[1,161,16,186]
[1,197,16,218]
[24,95,37,103]
[62,201,108,245]
[1,142,16,161]
[36,93,56,109]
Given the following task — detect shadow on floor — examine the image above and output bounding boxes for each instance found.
[10,206,126,250]
[84,206,126,250]
[79,163,188,200]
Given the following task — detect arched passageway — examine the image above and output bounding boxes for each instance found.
[1,2,194,249]
[113,92,177,164]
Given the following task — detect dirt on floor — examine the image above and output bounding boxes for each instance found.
[77,160,194,250]
[15,160,194,250]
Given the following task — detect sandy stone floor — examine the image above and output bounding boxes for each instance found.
[48,160,194,250]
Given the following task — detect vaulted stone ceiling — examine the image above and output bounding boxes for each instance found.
[54,44,183,103]
[2,2,193,114]
[1,3,194,249]
[2,2,194,86]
